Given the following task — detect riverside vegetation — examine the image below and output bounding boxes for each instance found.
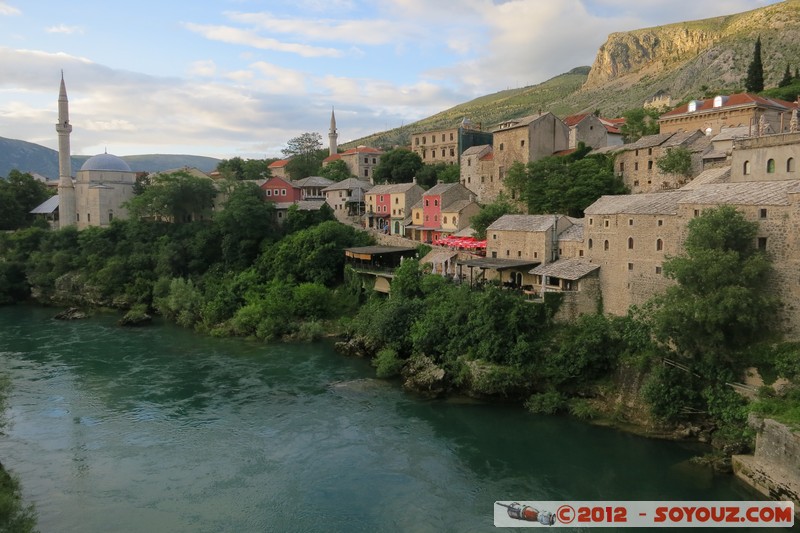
[0,177,799,480]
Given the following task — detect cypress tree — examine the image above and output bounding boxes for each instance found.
[780,63,793,88]
[745,37,765,93]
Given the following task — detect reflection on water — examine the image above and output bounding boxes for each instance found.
[0,306,766,532]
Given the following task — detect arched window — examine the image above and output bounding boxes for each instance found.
[443,216,448,224]
[604,240,609,251]
[743,160,751,175]
[788,158,796,172]
[628,237,634,250]
[767,159,776,173]
[588,238,593,250]
[656,238,663,251]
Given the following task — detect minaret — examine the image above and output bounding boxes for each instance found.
[329,107,338,156]
[57,72,76,228]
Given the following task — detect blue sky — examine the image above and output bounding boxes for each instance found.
[0,0,782,161]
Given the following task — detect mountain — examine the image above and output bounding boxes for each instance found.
[347,0,800,149]
[0,136,220,180]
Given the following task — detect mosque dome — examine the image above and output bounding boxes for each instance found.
[80,152,132,172]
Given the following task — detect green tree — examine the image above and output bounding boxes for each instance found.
[415,163,460,188]
[470,194,520,239]
[656,147,692,176]
[506,153,626,217]
[745,36,764,93]
[620,108,661,143]
[318,159,353,182]
[779,63,793,88]
[282,133,325,179]
[214,182,278,268]
[0,170,53,230]
[216,157,273,181]
[126,171,217,223]
[372,148,423,184]
[650,205,777,365]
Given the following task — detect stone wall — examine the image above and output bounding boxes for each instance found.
[733,416,800,518]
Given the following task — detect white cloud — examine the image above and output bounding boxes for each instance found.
[45,24,84,35]
[0,2,20,16]
[182,22,343,58]
[188,60,217,77]
[223,11,412,46]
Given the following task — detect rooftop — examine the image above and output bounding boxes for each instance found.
[488,214,560,232]
[530,259,599,280]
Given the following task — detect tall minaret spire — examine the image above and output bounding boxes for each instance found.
[328,107,338,156]
[57,71,76,228]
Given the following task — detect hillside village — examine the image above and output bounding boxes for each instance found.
[31,70,800,342]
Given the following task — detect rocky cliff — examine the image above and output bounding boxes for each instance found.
[584,1,800,96]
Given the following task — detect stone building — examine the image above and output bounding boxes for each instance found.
[730,132,800,183]
[584,192,686,315]
[323,146,382,183]
[292,176,333,200]
[491,112,570,187]
[610,130,709,193]
[564,113,623,149]
[659,94,798,137]
[268,159,290,180]
[323,178,372,219]
[410,118,493,166]
[459,145,496,203]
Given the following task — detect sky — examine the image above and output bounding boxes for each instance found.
[0,0,783,161]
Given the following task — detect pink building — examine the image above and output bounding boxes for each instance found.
[260,176,301,203]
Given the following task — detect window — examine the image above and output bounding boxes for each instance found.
[442,134,446,142]
[481,176,485,183]
[443,216,448,224]
[604,220,609,228]
[648,148,653,155]
[658,219,663,226]
[628,237,634,250]
[415,138,419,146]
[788,158,796,172]
[589,218,593,226]
[395,197,399,204]
[281,189,286,195]
[373,158,377,164]
[760,208,767,219]
[492,234,497,240]
[266,190,272,196]
[619,162,624,172]
[634,162,639,171]
[744,160,751,175]
[491,251,497,258]
[506,250,510,257]
[518,251,522,257]
[634,180,639,187]
[453,217,457,225]
[628,262,633,271]
[434,215,438,222]
[579,249,584,257]
[425,199,429,206]
[434,199,439,206]
[499,143,504,151]
[694,209,700,217]
[415,212,420,220]
[521,140,525,147]
[767,159,776,173]
[450,133,454,141]
[87,213,91,222]
[422,136,426,144]
[656,266,662,274]
[534,252,538,258]
[425,215,429,221]
[604,240,609,251]
[635,149,639,156]
[628,219,633,226]
[656,239,663,251]
[648,161,653,170]
[380,195,384,202]
[108,211,113,222]
[450,148,455,157]
[441,149,445,157]
[588,239,593,250]
[467,158,471,167]
[758,237,767,251]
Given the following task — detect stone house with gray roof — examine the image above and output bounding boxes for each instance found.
[460,145,496,203]
[609,130,710,194]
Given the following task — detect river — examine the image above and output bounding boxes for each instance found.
[0,306,769,532]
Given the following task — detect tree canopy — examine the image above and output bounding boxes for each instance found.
[649,205,777,364]
[216,157,274,181]
[415,163,460,189]
[656,147,692,176]
[745,36,765,93]
[125,171,217,223]
[0,170,54,230]
[318,159,353,182]
[372,148,423,184]
[620,107,661,143]
[282,133,326,180]
[505,150,626,217]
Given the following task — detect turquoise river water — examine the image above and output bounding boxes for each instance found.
[0,306,775,532]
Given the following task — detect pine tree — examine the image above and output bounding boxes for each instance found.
[780,64,793,88]
[745,37,765,93]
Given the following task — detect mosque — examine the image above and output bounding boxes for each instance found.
[53,74,137,230]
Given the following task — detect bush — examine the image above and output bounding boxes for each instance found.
[293,320,325,342]
[525,391,565,415]
[568,398,599,420]
[373,348,404,378]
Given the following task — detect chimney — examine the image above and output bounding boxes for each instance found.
[412,176,417,184]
